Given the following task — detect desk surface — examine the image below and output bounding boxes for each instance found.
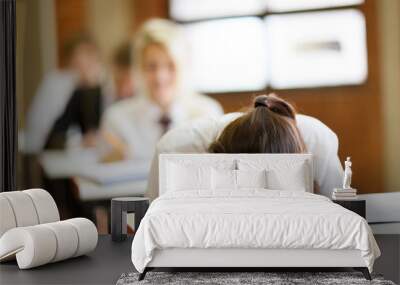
[40,150,149,201]
[40,149,99,179]
[74,177,147,202]
[0,235,134,285]
[1,235,399,285]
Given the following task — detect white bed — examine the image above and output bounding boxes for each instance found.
[131,154,380,280]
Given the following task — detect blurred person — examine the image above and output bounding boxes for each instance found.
[25,34,105,153]
[110,42,135,102]
[101,19,223,161]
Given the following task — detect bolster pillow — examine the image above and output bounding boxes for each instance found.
[0,189,60,237]
[0,218,98,269]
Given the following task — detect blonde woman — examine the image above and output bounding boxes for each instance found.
[101,19,223,161]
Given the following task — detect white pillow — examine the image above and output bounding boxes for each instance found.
[212,169,267,190]
[212,168,236,190]
[166,162,212,192]
[267,162,308,191]
[237,169,267,189]
[237,159,311,192]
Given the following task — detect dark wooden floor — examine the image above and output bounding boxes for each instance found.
[0,236,134,285]
[0,235,398,284]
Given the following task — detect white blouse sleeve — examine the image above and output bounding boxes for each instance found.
[296,114,343,197]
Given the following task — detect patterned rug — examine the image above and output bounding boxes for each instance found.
[116,271,396,285]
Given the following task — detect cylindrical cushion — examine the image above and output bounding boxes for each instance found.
[0,196,17,237]
[0,192,39,227]
[42,221,79,262]
[0,218,98,269]
[65,218,98,257]
[23,189,60,223]
[0,226,57,269]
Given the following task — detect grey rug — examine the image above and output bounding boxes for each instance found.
[116,272,396,285]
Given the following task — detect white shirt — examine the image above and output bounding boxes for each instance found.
[101,93,224,160]
[24,70,78,153]
[146,113,344,200]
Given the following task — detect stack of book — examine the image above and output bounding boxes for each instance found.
[332,188,358,200]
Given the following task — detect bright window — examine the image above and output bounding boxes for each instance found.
[170,0,267,21]
[265,0,364,12]
[266,10,367,89]
[170,0,364,20]
[171,1,367,92]
[184,18,268,93]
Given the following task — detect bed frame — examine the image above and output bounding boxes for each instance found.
[139,154,372,281]
[139,249,371,280]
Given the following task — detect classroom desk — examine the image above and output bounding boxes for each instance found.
[39,150,150,231]
[73,177,147,202]
[40,149,149,201]
[40,149,99,180]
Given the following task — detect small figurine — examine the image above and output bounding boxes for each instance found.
[343,157,352,189]
[332,157,357,200]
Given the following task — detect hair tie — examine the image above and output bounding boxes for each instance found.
[254,95,269,109]
[254,101,268,108]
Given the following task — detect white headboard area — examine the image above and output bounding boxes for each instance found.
[159,153,313,195]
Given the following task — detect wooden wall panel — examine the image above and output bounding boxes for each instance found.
[132,0,168,30]
[55,0,88,67]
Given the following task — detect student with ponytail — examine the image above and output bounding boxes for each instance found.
[209,94,306,154]
[146,93,344,200]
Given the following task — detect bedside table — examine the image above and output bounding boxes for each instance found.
[333,199,366,218]
[111,197,150,242]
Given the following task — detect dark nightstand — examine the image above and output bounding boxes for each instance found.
[333,199,366,218]
[111,197,149,242]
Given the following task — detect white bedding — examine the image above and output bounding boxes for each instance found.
[131,190,380,273]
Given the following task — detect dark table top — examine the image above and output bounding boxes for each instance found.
[1,234,398,285]
[0,235,134,285]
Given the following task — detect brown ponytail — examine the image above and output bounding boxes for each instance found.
[209,94,306,154]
